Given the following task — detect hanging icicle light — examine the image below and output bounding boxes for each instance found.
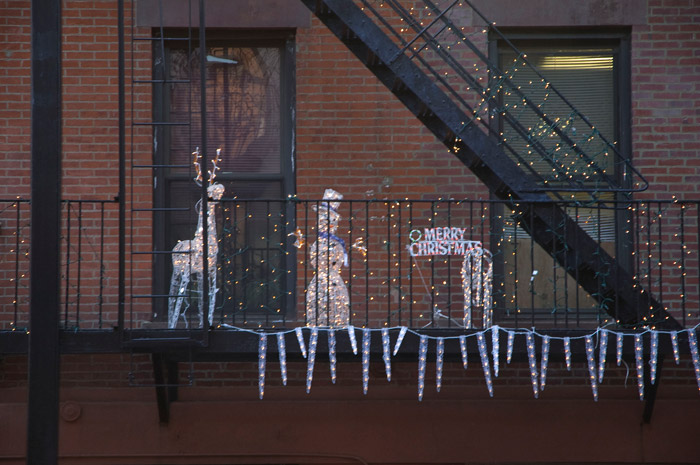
[492,325,500,377]
[277,333,287,386]
[671,331,680,365]
[436,338,445,392]
[348,325,358,355]
[258,333,267,400]
[393,326,408,355]
[305,327,319,394]
[650,331,659,384]
[382,328,392,382]
[526,331,539,398]
[598,329,609,383]
[634,334,645,401]
[459,335,468,369]
[506,330,515,364]
[585,335,599,401]
[540,335,550,392]
[295,327,307,358]
[328,329,337,384]
[418,335,428,401]
[688,329,700,392]
[564,336,572,371]
[362,328,371,394]
[616,332,624,366]
[477,332,494,397]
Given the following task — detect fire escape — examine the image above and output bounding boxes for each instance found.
[298,0,682,331]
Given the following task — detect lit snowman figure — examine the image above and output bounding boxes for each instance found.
[305,189,350,327]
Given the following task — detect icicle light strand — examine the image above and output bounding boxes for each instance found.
[671,331,680,365]
[258,334,267,400]
[459,335,468,369]
[328,329,337,384]
[540,335,550,392]
[616,332,624,367]
[393,326,408,356]
[564,337,572,371]
[585,335,599,401]
[492,326,500,378]
[436,338,445,392]
[348,325,358,355]
[477,332,494,397]
[305,327,319,394]
[598,329,608,383]
[506,330,515,364]
[418,335,428,401]
[382,328,392,382]
[526,332,539,399]
[688,329,700,392]
[634,334,645,401]
[295,327,307,358]
[277,333,287,386]
[650,331,658,385]
[362,329,371,394]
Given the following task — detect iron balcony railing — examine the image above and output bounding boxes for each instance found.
[1,197,698,333]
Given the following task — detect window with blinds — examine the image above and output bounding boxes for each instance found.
[153,35,295,325]
[493,37,631,322]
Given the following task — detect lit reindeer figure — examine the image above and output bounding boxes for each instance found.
[168,148,224,328]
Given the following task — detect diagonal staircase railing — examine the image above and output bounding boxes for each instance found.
[300,0,681,329]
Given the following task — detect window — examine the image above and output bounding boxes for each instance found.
[153,31,296,326]
[490,32,632,324]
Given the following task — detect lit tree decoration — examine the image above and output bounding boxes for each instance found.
[506,330,515,364]
[650,331,659,384]
[382,328,392,382]
[306,326,319,393]
[477,332,494,397]
[598,329,609,383]
[362,328,371,394]
[418,335,428,401]
[634,334,645,400]
[295,327,307,358]
[461,244,493,328]
[526,332,539,398]
[492,325,500,377]
[585,335,599,401]
[459,335,468,369]
[258,333,267,400]
[616,332,624,366]
[328,329,337,384]
[348,325,358,355]
[688,329,700,392]
[393,326,408,355]
[276,333,287,386]
[168,148,224,328]
[671,331,680,365]
[305,189,350,327]
[436,337,445,392]
[540,335,550,391]
[564,337,572,371]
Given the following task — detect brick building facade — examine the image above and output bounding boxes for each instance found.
[1,0,700,463]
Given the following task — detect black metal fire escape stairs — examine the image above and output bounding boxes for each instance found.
[299,0,682,332]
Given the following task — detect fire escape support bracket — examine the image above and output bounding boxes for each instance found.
[301,0,682,329]
[152,353,179,424]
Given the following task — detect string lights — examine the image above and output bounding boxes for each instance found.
[277,332,287,386]
[598,329,608,383]
[540,335,550,391]
[506,330,515,364]
[329,329,337,384]
[305,327,319,393]
[634,334,645,400]
[258,333,267,399]
[688,329,700,391]
[459,335,468,369]
[477,332,494,397]
[564,337,572,371]
[526,331,539,398]
[650,331,658,384]
[362,328,371,394]
[492,325,500,377]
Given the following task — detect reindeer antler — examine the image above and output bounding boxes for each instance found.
[192,147,203,184]
[192,147,223,185]
[208,148,222,185]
